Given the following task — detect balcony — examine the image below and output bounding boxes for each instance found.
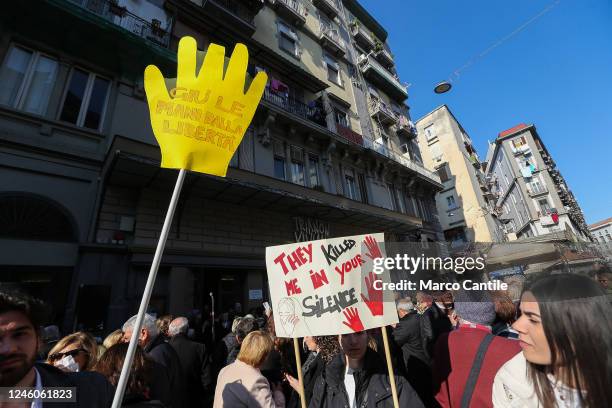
[368,99,397,126]
[359,54,408,102]
[527,184,549,197]
[350,23,376,50]
[374,48,394,68]
[68,0,171,48]
[395,115,416,138]
[319,28,346,57]
[313,0,340,17]
[363,133,442,185]
[337,124,364,146]
[270,0,307,26]
[261,88,326,127]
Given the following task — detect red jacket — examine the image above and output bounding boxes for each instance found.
[432,327,521,408]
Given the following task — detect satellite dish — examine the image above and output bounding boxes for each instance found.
[434,81,452,94]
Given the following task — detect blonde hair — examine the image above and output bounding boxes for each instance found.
[237,331,273,368]
[103,329,124,350]
[47,331,98,370]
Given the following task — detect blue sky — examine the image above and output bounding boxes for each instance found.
[360,0,612,224]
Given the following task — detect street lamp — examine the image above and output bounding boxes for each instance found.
[434,81,452,94]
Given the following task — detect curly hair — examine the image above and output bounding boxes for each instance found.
[315,335,340,364]
[95,343,152,397]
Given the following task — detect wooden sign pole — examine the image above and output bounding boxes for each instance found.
[293,337,307,408]
[381,325,400,408]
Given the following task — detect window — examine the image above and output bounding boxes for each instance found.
[538,198,551,214]
[324,55,341,85]
[446,195,457,209]
[308,155,320,188]
[291,161,305,185]
[0,45,58,115]
[59,68,110,130]
[273,139,286,180]
[424,124,436,141]
[278,22,299,57]
[437,163,451,182]
[512,136,527,148]
[346,170,357,200]
[387,183,400,211]
[430,141,443,162]
[334,108,348,127]
[357,173,368,204]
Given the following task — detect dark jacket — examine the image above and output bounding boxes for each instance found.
[212,332,238,375]
[420,304,452,359]
[308,349,425,408]
[392,311,436,407]
[145,334,184,408]
[168,333,212,406]
[122,394,166,407]
[34,363,114,408]
[288,352,325,408]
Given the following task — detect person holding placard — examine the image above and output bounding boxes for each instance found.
[308,330,424,408]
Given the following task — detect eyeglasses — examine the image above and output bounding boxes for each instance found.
[48,348,87,361]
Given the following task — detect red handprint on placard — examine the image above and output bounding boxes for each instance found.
[342,307,364,332]
[364,235,382,260]
[361,272,384,316]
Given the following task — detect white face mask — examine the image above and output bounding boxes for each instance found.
[54,355,80,372]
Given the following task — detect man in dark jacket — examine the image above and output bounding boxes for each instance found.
[122,313,184,408]
[0,291,113,407]
[417,292,452,358]
[168,316,212,407]
[309,330,424,408]
[392,298,435,407]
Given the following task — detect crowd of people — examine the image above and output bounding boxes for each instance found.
[0,271,610,407]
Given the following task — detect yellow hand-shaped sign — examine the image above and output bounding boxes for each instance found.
[144,36,268,176]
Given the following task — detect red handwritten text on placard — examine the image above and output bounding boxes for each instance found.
[334,254,365,285]
[274,243,313,275]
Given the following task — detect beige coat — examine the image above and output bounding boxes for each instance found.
[213,359,285,408]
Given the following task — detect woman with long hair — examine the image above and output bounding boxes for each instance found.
[493,274,612,407]
[95,343,164,407]
[46,331,98,372]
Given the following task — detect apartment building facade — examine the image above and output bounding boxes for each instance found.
[0,0,442,331]
[416,105,503,245]
[590,217,612,244]
[484,123,591,242]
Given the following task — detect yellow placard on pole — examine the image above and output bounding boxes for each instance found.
[144,36,267,176]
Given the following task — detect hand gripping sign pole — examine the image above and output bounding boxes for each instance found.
[111,36,267,408]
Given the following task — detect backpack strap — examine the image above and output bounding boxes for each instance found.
[460,334,495,408]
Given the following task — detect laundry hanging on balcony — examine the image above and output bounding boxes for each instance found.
[270,78,289,95]
[520,166,533,178]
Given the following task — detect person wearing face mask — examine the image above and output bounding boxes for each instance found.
[46,332,98,372]
[493,274,612,408]
[308,330,424,408]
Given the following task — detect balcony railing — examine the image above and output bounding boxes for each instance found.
[262,88,327,127]
[368,99,397,126]
[271,0,307,25]
[374,48,394,68]
[350,23,375,49]
[363,135,441,184]
[527,184,548,196]
[208,0,260,26]
[359,54,408,100]
[313,0,340,17]
[395,115,416,138]
[319,27,346,56]
[68,0,171,48]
